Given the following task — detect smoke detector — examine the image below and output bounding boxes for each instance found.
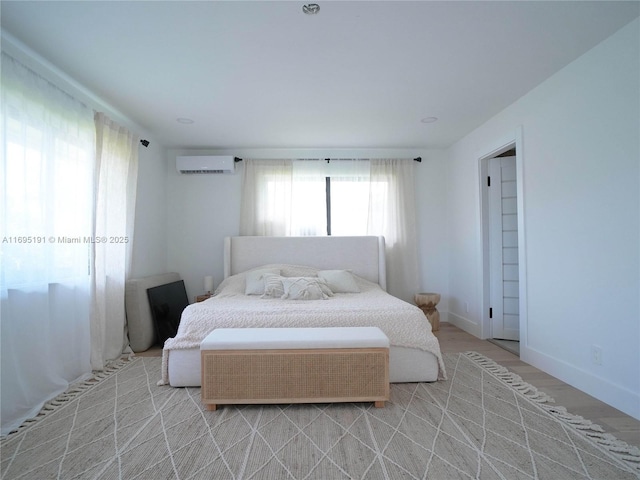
[303,4,320,15]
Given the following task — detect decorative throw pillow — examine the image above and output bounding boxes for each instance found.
[281,277,332,300]
[316,278,334,297]
[245,267,281,295]
[317,270,360,293]
[261,274,285,299]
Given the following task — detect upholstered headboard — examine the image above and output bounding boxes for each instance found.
[223,236,387,290]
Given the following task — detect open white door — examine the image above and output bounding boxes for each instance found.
[488,156,520,341]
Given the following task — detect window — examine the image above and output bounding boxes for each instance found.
[329,176,374,235]
[240,157,419,302]
[2,85,94,288]
[241,158,392,237]
[290,159,373,236]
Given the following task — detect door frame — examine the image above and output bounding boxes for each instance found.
[478,127,528,344]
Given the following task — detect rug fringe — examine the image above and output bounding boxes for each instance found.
[1,355,138,440]
[463,351,640,473]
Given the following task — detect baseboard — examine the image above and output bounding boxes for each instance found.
[521,345,640,421]
[447,312,482,338]
[446,312,639,420]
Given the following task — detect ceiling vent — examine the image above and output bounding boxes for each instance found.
[176,155,235,174]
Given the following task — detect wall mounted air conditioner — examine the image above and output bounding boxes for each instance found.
[176,155,235,174]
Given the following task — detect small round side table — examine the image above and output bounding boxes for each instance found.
[414,292,441,332]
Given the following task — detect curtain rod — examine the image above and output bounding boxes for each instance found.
[225,157,422,163]
[322,157,421,163]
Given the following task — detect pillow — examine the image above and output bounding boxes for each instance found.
[317,270,360,293]
[281,277,332,300]
[261,274,285,299]
[245,267,281,295]
[316,278,334,297]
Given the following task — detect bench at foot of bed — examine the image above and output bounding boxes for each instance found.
[200,327,390,410]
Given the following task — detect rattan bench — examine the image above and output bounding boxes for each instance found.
[200,327,390,410]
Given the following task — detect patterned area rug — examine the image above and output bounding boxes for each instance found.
[2,352,639,479]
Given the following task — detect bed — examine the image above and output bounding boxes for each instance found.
[161,235,446,386]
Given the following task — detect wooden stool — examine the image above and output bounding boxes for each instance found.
[415,292,441,331]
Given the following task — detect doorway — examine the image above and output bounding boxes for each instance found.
[480,142,524,357]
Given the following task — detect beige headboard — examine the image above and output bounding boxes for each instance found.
[223,236,387,290]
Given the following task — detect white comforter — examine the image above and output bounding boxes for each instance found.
[160,264,446,383]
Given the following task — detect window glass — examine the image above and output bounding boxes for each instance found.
[290,159,376,236]
[330,178,370,235]
[2,111,92,285]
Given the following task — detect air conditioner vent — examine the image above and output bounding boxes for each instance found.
[176,156,235,174]
[180,169,226,174]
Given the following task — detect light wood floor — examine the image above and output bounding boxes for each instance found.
[139,322,640,447]
[434,322,640,447]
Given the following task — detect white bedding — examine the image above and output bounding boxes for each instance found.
[160,264,446,384]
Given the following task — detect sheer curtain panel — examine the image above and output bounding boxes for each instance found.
[240,159,294,236]
[90,113,139,370]
[367,159,419,303]
[1,53,94,435]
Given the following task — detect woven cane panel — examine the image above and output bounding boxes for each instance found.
[202,349,388,405]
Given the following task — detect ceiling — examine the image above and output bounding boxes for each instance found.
[1,1,638,149]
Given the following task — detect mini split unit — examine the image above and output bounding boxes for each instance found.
[176,155,235,174]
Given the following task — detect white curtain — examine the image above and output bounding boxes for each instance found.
[1,53,94,435]
[90,113,138,370]
[367,159,419,303]
[240,158,418,302]
[240,159,293,236]
[0,53,139,435]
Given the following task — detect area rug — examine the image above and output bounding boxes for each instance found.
[2,352,639,480]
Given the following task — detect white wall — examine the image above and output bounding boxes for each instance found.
[165,149,242,301]
[445,19,639,419]
[415,150,450,320]
[129,140,168,278]
[165,148,450,307]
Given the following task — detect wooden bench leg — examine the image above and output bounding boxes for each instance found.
[206,404,217,411]
[374,401,385,408]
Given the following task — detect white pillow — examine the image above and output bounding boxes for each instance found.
[281,277,332,300]
[317,270,360,293]
[261,274,285,299]
[245,267,281,295]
